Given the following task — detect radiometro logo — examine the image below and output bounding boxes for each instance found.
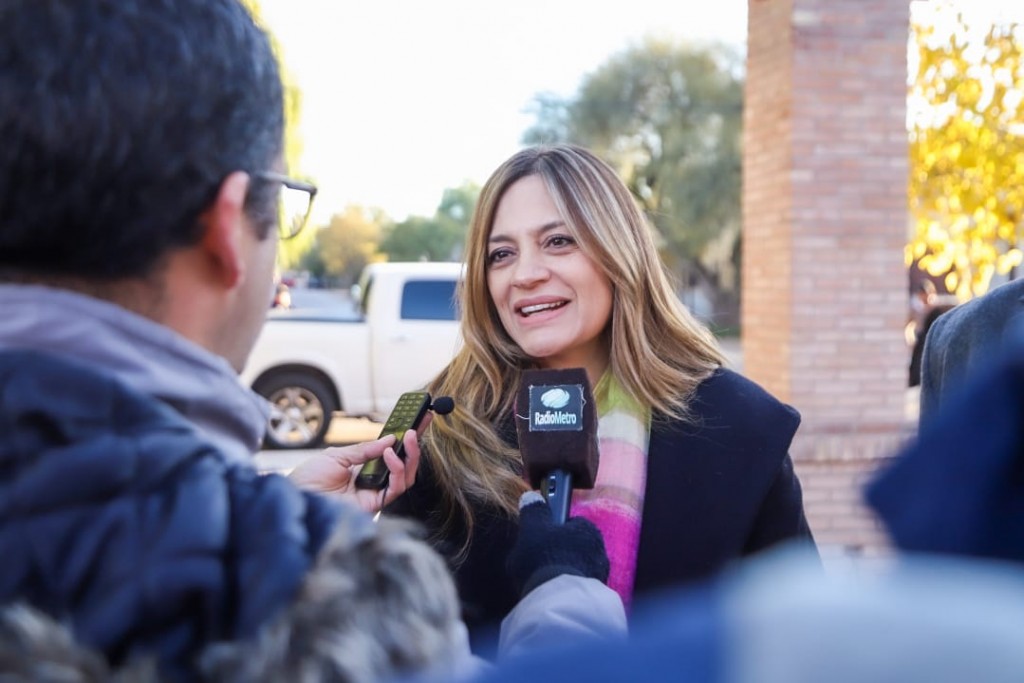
[528,383,584,432]
[540,388,571,409]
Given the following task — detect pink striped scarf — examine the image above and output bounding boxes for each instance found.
[570,372,650,611]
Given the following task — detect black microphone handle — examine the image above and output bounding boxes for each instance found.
[543,468,573,525]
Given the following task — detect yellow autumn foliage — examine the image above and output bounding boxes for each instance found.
[908,2,1024,300]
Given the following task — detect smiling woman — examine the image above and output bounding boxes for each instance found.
[485,174,614,381]
[383,143,818,657]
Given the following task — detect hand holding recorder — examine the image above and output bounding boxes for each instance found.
[354,391,454,490]
[288,392,452,513]
[287,430,422,514]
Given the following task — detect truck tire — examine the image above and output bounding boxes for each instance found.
[253,372,338,450]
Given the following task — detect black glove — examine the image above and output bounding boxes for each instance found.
[506,491,611,598]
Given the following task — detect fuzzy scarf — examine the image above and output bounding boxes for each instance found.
[570,373,651,611]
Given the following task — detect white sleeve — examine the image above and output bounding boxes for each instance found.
[496,575,627,661]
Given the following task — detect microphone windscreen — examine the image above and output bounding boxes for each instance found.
[431,396,455,415]
[516,368,599,490]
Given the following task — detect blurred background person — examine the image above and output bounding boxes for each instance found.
[919,277,1024,421]
[906,279,956,388]
[272,280,293,309]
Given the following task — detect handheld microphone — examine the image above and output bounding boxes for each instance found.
[515,368,599,524]
[356,392,455,492]
[431,396,455,416]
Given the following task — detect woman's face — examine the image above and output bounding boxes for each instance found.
[486,174,613,381]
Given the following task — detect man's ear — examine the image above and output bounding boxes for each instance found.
[199,171,252,288]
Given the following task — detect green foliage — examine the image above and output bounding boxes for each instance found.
[436,183,479,228]
[315,206,383,286]
[379,182,478,262]
[523,38,744,289]
[380,217,463,262]
[908,3,1024,300]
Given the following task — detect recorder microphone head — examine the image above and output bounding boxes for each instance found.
[431,396,455,415]
[515,367,599,490]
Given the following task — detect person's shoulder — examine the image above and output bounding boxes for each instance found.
[692,366,800,428]
[0,348,238,483]
[974,277,1024,306]
[0,347,96,380]
[932,279,1024,336]
[0,348,177,432]
[655,367,800,458]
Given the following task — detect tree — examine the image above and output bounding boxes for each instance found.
[380,216,462,262]
[379,182,478,262]
[241,0,315,270]
[523,38,744,322]
[908,3,1024,300]
[316,206,383,286]
[435,182,480,233]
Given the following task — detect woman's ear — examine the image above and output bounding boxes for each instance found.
[198,171,251,288]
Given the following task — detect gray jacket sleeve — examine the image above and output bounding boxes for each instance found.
[497,575,627,661]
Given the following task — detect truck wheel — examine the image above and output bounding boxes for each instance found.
[254,372,337,450]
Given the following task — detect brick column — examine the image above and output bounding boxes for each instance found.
[743,0,912,561]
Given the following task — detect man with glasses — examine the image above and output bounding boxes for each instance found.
[0,1,622,680]
[257,171,319,241]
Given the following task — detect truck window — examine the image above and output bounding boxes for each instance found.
[400,280,459,321]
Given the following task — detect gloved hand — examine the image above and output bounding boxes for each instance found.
[506,491,610,598]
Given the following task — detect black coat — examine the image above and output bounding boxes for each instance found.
[388,368,816,654]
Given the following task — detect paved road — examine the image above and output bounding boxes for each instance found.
[286,286,357,313]
[255,414,383,474]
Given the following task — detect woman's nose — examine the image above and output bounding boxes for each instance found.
[511,252,550,288]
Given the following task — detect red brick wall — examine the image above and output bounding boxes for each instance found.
[743,0,795,398]
[795,456,895,564]
[744,0,912,563]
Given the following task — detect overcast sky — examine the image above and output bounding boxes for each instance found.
[258,0,748,223]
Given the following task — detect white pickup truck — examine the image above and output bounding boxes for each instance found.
[241,261,464,449]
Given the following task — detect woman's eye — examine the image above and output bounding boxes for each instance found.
[487,248,512,264]
[547,234,576,249]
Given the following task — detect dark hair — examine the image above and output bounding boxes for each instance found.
[0,0,284,280]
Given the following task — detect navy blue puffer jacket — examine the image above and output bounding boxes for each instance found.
[0,350,342,680]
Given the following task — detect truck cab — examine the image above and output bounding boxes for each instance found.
[355,261,464,415]
[241,261,464,449]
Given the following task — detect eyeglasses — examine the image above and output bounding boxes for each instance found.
[255,171,318,240]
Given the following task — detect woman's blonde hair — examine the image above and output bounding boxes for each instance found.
[424,144,725,555]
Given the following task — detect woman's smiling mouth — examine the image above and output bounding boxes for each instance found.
[517,300,568,317]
